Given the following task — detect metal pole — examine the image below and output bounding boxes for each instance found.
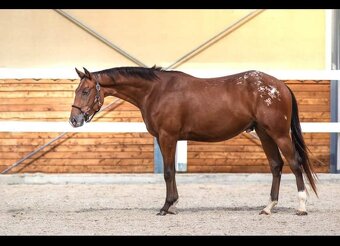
[54,9,148,68]
[331,9,340,173]
[165,9,265,70]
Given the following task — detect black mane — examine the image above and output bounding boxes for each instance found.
[94,65,164,81]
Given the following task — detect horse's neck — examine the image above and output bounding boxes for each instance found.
[100,74,155,109]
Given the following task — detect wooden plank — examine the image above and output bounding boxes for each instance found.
[0,91,74,98]
[292,92,329,99]
[0,83,78,91]
[296,98,329,104]
[187,165,328,173]
[0,104,138,112]
[0,105,73,112]
[0,158,153,166]
[287,84,330,92]
[0,145,154,152]
[0,151,154,159]
[0,137,154,145]
[187,157,329,166]
[0,165,154,173]
[299,112,330,118]
[300,119,330,123]
[189,133,329,141]
[0,132,152,139]
[0,79,77,84]
[0,111,143,118]
[188,165,272,173]
[188,139,329,146]
[0,137,327,146]
[298,105,329,112]
[188,158,268,165]
[188,152,268,159]
[0,96,124,105]
[285,80,330,85]
[0,98,74,105]
[188,145,329,152]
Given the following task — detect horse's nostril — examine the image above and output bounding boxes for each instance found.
[70,117,77,126]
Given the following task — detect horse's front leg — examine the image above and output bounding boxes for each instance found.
[156,132,179,216]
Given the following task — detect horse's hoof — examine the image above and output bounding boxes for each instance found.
[156,208,178,216]
[296,211,308,216]
[157,210,168,216]
[259,210,271,215]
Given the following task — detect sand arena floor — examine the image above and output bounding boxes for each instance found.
[1,173,340,235]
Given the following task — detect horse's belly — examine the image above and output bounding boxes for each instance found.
[180,118,252,142]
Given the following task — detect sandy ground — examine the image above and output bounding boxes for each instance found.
[1,173,340,235]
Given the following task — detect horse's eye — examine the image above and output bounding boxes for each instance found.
[82,90,89,96]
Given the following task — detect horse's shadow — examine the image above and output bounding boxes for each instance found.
[172,206,296,214]
[74,205,296,214]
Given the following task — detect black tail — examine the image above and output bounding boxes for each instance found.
[288,87,318,196]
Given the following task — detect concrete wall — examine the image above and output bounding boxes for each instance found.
[0,9,326,71]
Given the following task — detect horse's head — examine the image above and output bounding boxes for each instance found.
[69,67,104,127]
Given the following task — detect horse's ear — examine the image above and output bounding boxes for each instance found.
[83,67,92,80]
[75,67,85,79]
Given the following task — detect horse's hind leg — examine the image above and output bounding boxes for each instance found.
[255,127,284,215]
[274,135,308,215]
[156,131,179,216]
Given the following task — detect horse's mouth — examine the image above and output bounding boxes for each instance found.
[69,120,84,128]
[69,114,85,128]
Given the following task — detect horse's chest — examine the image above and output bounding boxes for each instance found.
[139,108,159,136]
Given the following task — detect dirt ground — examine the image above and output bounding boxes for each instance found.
[1,173,340,235]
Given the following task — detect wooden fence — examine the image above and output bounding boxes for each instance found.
[0,79,330,173]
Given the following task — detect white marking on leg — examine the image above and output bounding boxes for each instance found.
[261,197,278,215]
[298,190,307,213]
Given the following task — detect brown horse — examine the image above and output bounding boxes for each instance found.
[70,66,317,216]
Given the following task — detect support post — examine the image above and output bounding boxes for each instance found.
[154,139,163,173]
[332,10,340,173]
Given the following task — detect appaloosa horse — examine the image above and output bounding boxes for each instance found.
[69,66,317,216]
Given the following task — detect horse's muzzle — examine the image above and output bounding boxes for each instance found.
[69,114,85,128]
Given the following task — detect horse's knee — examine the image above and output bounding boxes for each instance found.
[270,160,284,177]
[164,167,174,181]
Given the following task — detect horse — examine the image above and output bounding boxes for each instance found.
[69,66,318,216]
